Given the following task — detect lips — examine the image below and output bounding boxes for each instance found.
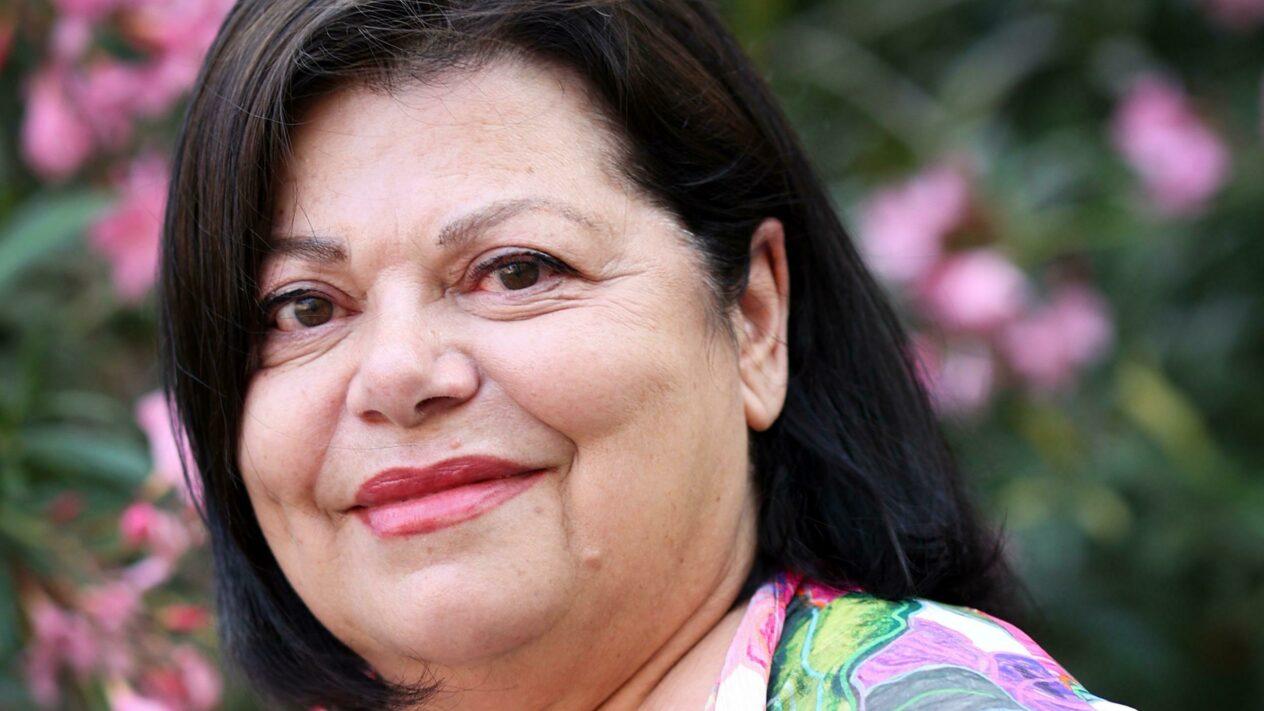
[351,456,545,537]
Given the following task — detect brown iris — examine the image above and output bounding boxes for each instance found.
[497,261,540,290]
[292,296,334,327]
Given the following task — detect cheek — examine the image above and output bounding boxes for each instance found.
[478,293,713,443]
[237,366,344,515]
[237,366,362,636]
[472,280,745,560]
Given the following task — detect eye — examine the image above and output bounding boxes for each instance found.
[473,250,572,293]
[260,288,343,332]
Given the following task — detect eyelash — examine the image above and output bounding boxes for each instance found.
[257,249,574,330]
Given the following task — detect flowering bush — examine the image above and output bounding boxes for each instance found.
[2,1,230,708]
[748,2,1264,708]
[1111,75,1229,217]
[1,0,1262,709]
[857,160,1115,415]
[18,0,229,182]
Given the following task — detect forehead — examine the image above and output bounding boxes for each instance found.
[272,57,631,234]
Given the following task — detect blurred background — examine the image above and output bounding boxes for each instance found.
[0,0,1260,708]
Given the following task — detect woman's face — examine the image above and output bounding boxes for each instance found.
[237,57,787,695]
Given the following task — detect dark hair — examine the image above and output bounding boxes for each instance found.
[159,1,1017,708]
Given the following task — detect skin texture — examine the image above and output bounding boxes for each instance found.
[236,56,790,709]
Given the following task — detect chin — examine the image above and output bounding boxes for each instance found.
[351,530,577,668]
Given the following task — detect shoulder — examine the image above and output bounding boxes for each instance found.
[767,586,1134,711]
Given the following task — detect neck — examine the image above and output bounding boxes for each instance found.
[596,561,754,711]
[589,497,759,711]
[400,499,759,710]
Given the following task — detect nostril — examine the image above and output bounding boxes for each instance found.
[414,395,461,420]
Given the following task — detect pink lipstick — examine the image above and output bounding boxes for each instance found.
[352,456,545,538]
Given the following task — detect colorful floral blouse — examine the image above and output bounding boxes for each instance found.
[705,572,1135,710]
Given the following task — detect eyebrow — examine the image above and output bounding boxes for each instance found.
[267,197,604,265]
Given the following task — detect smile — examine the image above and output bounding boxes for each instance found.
[351,457,548,538]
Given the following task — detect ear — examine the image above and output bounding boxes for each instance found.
[735,218,790,432]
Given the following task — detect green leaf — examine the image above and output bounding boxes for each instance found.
[0,506,56,577]
[20,426,149,490]
[1116,359,1227,488]
[40,390,131,427]
[0,677,36,710]
[938,14,1060,118]
[0,562,18,657]
[0,190,112,293]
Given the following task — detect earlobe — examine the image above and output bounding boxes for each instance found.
[737,218,790,432]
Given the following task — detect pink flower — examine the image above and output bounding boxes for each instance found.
[122,555,176,591]
[148,509,194,561]
[172,646,223,710]
[131,54,203,115]
[158,604,211,633]
[1000,283,1114,392]
[120,501,160,546]
[137,646,221,711]
[72,59,153,148]
[21,67,96,180]
[27,598,70,649]
[1203,0,1264,29]
[917,248,1030,334]
[50,14,94,62]
[912,334,996,417]
[123,0,232,57]
[97,636,137,678]
[89,155,169,301]
[115,694,174,711]
[107,680,177,711]
[857,164,971,285]
[119,500,193,562]
[53,0,120,20]
[20,60,161,182]
[118,0,235,112]
[29,598,98,674]
[135,392,185,489]
[21,597,100,705]
[22,641,60,707]
[1111,76,1229,217]
[135,390,202,508]
[80,581,141,634]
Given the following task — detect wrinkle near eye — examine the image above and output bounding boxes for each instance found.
[258,327,353,370]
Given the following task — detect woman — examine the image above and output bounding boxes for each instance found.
[158,1,1133,709]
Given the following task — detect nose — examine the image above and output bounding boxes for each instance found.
[345,305,480,429]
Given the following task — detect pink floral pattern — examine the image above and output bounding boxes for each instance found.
[705,573,1135,711]
[704,572,805,710]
